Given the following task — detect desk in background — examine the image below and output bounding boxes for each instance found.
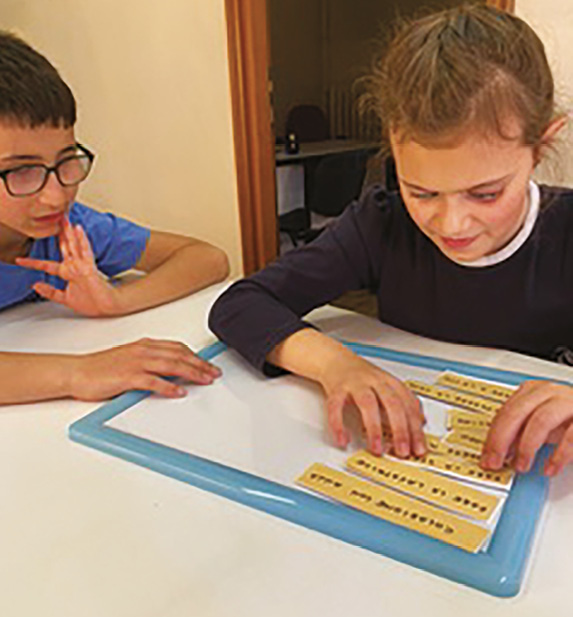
[275,139,379,233]
[1,282,573,616]
[274,138,379,166]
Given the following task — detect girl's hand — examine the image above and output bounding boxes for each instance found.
[318,352,426,457]
[481,380,573,476]
[68,338,222,400]
[16,218,123,317]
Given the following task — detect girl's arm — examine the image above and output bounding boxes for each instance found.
[0,338,221,405]
[267,328,426,458]
[209,193,425,456]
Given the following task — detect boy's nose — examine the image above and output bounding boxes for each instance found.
[37,169,71,205]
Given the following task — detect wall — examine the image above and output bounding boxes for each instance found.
[268,0,324,138]
[517,0,573,187]
[269,0,480,140]
[0,0,244,274]
[327,0,479,87]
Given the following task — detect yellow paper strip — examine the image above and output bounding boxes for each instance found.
[422,432,489,466]
[436,373,514,402]
[447,409,493,432]
[297,464,488,552]
[444,429,488,454]
[405,380,501,415]
[408,452,514,488]
[347,451,499,521]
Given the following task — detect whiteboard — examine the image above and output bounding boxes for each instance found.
[69,340,550,597]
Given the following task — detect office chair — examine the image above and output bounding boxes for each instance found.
[308,150,369,217]
[278,150,369,247]
[285,104,329,143]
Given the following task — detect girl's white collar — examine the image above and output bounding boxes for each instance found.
[451,180,539,268]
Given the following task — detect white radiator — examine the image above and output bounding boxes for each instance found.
[326,85,380,141]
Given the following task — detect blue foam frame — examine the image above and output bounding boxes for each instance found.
[69,340,552,597]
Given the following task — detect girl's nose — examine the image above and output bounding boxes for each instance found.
[433,198,470,237]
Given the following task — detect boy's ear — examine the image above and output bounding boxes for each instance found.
[534,115,568,164]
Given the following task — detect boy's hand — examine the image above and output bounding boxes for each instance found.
[481,380,573,476]
[16,218,123,317]
[318,352,426,458]
[68,338,222,400]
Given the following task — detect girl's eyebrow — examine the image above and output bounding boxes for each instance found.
[402,174,513,193]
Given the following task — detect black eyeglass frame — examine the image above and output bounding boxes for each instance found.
[0,142,95,197]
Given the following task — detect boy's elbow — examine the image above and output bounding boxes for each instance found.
[210,246,230,283]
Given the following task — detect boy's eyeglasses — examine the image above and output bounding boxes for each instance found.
[0,143,95,197]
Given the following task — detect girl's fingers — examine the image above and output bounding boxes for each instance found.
[482,382,550,469]
[392,380,427,456]
[15,257,62,277]
[513,400,565,472]
[353,389,384,455]
[376,384,411,457]
[545,424,573,476]
[32,282,67,304]
[404,403,427,457]
[326,391,350,448]
[324,367,421,458]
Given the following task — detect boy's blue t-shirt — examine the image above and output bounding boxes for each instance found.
[0,202,151,311]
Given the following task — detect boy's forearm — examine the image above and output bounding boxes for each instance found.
[114,243,229,315]
[266,328,357,383]
[0,352,76,404]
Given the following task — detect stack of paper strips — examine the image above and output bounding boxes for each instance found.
[297,372,516,553]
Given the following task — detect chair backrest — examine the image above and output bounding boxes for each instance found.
[285,104,329,143]
[308,150,369,217]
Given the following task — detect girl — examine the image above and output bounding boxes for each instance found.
[209,4,573,477]
[0,31,229,404]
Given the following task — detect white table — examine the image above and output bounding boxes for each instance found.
[1,282,572,617]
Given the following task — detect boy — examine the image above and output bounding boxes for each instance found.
[0,31,229,404]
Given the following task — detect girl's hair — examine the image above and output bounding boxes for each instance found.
[363,4,556,150]
[0,30,76,128]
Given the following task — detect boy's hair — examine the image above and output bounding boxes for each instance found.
[363,4,556,149]
[0,30,76,128]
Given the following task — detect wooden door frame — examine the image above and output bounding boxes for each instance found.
[225,0,277,275]
[224,0,515,275]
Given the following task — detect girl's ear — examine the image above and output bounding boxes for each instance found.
[534,115,568,165]
[543,115,568,141]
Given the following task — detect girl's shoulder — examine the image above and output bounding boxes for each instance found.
[539,184,573,213]
[348,183,416,236]
[358,183,401,207]
[535,185,573,248]
[348,183,406,222]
